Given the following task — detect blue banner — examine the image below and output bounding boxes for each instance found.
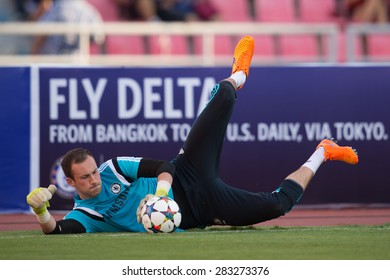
[0,67,30,211]
[1,66,389,212]
[34,66,390,210]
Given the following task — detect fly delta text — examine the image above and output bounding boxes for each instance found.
[46,77,388,143]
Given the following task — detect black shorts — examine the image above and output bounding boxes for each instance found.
[171,81,303,229]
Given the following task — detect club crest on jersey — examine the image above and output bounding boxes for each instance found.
[110,183,121,194]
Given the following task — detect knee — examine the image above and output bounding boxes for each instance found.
[218,80,237,101]
[273,179,304,214]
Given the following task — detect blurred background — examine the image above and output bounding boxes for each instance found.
[1,0,390,65]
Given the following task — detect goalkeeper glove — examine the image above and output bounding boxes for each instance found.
[155,180,171,197]
[136,180,171,223]
[26,185,57,223]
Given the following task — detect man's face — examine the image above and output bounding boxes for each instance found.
[66,155,102,199]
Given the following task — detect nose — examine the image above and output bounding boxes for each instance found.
[90,173,98,184]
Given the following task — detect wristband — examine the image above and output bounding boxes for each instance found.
[155,180,171,197]
[35,209,51,224]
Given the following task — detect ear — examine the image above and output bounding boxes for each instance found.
[66,177,75,188]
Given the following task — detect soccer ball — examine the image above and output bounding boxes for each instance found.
[140,196,182,234]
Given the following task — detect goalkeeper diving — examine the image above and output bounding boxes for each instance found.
[27,36,359,234]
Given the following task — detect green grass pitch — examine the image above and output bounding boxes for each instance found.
[1,225,389,260]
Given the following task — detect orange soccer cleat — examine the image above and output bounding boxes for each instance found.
[317,139,359,165]
[232,35,254,88]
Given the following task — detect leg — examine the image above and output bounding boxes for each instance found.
[352,0,388,22]
[172,36,255,229]
[204,139,359,226]
[288,138,358,190]
[285,166,314,191]
[203,178,304,226]
[135,0,159,21]
[180,80,237,178]
[177,36,254,178]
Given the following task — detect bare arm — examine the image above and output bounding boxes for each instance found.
[38,214,57,233]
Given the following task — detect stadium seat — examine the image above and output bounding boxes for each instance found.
[367,34,390,60]
[148,35,189,55]
[194,35,235,56]
[87,0,119,22]
[199,1,252,60]
[299,0,336,22]
[279,35,319,61]
[89,43,102,55]
[210,0,252,21]
[252,35,275,59]
[255,0,296,22]
[105,35,145,54]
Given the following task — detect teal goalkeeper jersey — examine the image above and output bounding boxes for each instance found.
[64,157,174,233]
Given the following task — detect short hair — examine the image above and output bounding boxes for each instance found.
[61,148,93,179]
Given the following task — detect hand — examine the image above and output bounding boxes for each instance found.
[26,185,57,215]
[136,194,157,223]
